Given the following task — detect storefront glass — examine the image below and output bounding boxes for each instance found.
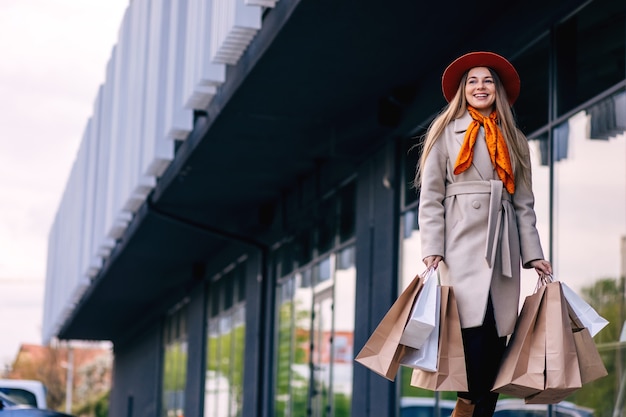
[551,90,626,417]
[272,181,356,417]
[204,263,247,417]
[554,0,625,116]
[399,0,625,410]
[273,246,356,417]
[162,305,188,417]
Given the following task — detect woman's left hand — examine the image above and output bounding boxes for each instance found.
[530,259,552,276]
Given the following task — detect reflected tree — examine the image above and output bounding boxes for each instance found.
[566,278,622,417]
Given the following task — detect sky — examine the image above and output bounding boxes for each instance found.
[0,0,129,368]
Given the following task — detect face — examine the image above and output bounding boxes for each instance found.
[465,67,496,116]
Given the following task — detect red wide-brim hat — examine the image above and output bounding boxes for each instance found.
[441,51,520,105]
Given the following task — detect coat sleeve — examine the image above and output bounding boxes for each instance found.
[418,141,448,260]
[512,153,545,268]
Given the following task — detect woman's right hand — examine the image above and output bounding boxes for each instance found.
[423,255,443,270]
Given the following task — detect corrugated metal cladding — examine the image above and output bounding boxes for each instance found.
[43,0,277,344]
[43,0,625,416]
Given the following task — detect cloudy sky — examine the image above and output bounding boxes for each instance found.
[0,0,129,367]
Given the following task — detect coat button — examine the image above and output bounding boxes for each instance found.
[472,201,481,209]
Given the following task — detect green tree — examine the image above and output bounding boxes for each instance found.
[205,305,248,416]
[274,297,310,417]
[567,278,622,417]
[8,346,66,410]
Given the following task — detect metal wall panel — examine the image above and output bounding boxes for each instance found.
[352,142,399,417]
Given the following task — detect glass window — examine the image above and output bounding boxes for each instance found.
[339,181,356,243]
[162,306,188,417]
[274,243,295,278]
[512,34,550,135]
[319,197,337,254]
[518,132,552,300]
[0,388,37,408]
[546,90,626,416]
[295,229,314,267]
[554,0,625,116]
[552,91,626,287]
[273,271,312,417]
[403,132,424,210]
[273,180,356,417]
[273,247,355,417]
[331,246,356,416]
[205,261,247,417]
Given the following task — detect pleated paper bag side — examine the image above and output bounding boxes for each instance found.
[525,282,582,404]
[566,298,608,385]
[492,285,547,398]
[355,274,424,381]
[572,328,608,384]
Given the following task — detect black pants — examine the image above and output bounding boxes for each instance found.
[458,296,507,417]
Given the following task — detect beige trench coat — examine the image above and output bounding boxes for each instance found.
[419,110,545,337]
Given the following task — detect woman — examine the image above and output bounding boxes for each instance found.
[415,51,552,417]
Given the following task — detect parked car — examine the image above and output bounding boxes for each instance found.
[494,399,594,417]
[0,380,47,409]
[400,397,456,417]
[0,392,74,417]
[400,397,595,417]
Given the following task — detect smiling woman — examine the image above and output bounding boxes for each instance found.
[414,51,552,417]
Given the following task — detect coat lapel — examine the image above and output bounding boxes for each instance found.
[452,110,495,181]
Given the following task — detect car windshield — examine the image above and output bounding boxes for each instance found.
[494,407,589,417]
[401,405,454,417]
[0,388,37,407]
[0,391,20,408]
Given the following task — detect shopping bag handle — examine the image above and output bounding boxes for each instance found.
[533,273,554,292]
[420,266,440,284]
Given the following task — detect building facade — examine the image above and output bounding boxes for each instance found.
[43,0,626,416]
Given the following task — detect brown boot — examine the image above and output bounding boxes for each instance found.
[451,397,475,417]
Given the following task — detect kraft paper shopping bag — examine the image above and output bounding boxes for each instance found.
[355,273,424,380]
[492,284,547,398]
[572,327,608,384]
[410,286,468,391]
[525,282,582,404]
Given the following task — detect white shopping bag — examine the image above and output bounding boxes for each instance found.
[399,268,438,349]
[399,285,441,372]
[561,281,609,337]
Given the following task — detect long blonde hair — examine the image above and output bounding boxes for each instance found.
[414,68,531,191]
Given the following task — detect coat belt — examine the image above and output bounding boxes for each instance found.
[444,180,514,277]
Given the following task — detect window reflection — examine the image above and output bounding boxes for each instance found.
[204,262,247,417]
[553,94,626,290]
[554,0,625,116]
[512,34,550,134]
[273,181,356,416]
[273,246,355,417]
[162,306,188,417]
[551,96,624,411]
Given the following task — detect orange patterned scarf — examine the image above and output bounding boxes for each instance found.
[453,106,515,194]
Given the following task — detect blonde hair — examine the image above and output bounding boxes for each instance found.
[414,68,531,191]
